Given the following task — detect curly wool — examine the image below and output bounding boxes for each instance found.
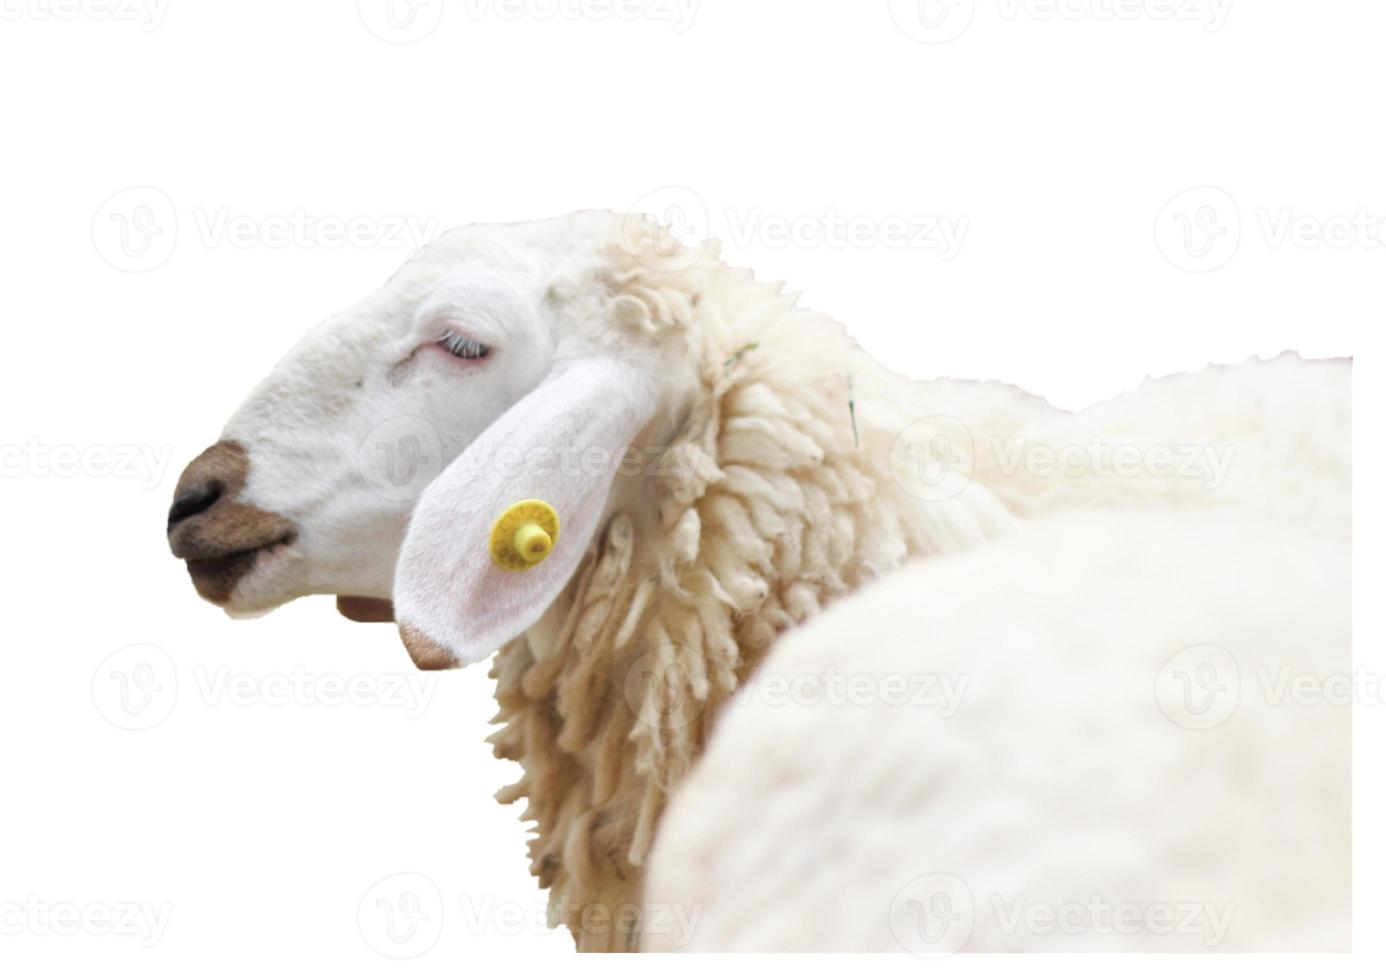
[484,224,1043,950]
[642,355,1351,952]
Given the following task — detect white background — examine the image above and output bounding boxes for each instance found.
[0,0,1380,975]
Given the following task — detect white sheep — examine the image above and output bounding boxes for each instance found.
[644,356,1351,952]
[166,211,1347,951]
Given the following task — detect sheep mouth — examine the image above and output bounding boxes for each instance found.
[175,531,298,605]
[170,518,297,609]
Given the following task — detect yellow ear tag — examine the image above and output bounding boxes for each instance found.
[488,499,561,571]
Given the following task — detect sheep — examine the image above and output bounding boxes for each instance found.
[643,356,1351,952]
[166,209,1341,950]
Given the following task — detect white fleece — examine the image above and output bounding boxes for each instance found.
[644,355,1351,953]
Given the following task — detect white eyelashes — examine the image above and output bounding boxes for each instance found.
[438,330,491,361]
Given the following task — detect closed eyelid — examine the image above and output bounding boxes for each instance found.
[438,331,491,359]
[421,305,493,335]
[417,310,503,352]
[413,280,531,346]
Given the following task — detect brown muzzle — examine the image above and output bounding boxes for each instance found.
[167,440,298,603]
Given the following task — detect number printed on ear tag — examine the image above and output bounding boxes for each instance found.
[488,499,561,571]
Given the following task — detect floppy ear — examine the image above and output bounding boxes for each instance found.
[393,356,660,669]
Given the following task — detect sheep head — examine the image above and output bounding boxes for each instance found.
[168,211,700,669]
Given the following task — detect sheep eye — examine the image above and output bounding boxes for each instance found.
[438,331,491,361]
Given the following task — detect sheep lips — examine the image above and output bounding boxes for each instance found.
[166,440,298,604]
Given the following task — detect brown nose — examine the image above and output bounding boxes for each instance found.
[168,440,297,603]
[168,479,223,527]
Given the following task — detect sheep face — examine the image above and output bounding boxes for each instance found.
[168,212,693,668]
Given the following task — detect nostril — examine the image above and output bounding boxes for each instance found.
[167,481,223,528]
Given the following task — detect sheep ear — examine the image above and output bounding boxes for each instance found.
[392,357,659,669]
[335,596,395,623]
